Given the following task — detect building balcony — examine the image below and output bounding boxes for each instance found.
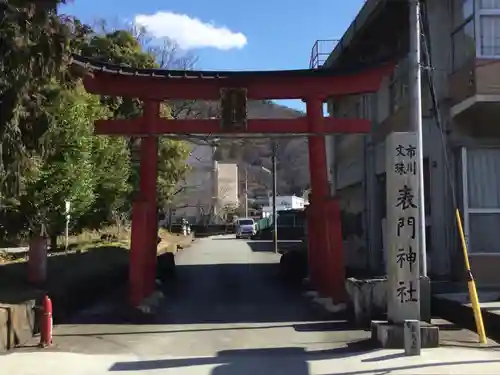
[450,58,500,136]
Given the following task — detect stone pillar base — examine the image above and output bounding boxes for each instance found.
[345,276,432,328]
[371,320,439,349]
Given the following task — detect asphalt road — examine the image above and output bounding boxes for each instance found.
[4,235,500,374]
[50,235,366,354]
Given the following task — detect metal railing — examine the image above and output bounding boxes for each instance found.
[309,39,339,69]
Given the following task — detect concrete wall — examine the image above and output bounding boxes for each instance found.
[174,143,214,221]
[217,162,239,209]
[175,154,239,222]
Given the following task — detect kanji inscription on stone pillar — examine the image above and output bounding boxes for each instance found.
[386,132,420,323]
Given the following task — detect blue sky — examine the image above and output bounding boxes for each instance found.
[60,0,364,110]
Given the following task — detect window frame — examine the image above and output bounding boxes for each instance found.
[451,18,476,70]
[476,5,500,58]
[450,0,500,66]
[461,147,500,255]
[451,0,476,70]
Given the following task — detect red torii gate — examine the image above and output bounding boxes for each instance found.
[72,55,390,306]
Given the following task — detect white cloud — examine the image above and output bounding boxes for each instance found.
[134,11,247,51]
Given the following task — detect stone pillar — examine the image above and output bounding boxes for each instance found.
[371,131,438,349]
[386,132,420,322]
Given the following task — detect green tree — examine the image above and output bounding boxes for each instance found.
[79,29,157,119]
[80,29,190,209]
[82,134,131,229]
[0,3,97,241]
[22,84,108,246]
[157,138,190,209]
[0,1,74,205]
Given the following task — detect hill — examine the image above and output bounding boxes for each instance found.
[180,100,311,198]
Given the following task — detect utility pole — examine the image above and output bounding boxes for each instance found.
[212,146,218,223]
[409,0,427,277]
[244,168,249,217]
[272,141,278,254]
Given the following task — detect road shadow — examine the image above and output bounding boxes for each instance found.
[246,240,303,253]
[108,343,500,375]
[64,261,351,327]
[109,343,373,373]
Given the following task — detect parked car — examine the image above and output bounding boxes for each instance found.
[235,218,256,239]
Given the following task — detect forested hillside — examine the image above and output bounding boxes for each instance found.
[215,102,310,197]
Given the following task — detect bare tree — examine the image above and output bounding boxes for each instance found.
[145,37,203,120]
[91,18,205,121]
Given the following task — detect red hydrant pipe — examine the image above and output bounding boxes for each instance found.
[39,295,53,347]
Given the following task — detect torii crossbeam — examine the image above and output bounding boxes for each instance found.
[72,54,391,306]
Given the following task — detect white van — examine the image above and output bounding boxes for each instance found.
[235,218,256,239]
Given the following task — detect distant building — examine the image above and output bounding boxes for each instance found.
[252,188,272,208]
[216,162,239,211]
[171,143,239,223]
[261,195,308,218]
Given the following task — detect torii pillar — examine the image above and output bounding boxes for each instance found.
[306,97,345,302]
[129,101,160,306]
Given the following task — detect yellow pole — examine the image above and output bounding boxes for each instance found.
[455,208,487,344]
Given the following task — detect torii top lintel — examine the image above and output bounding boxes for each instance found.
[72,55,392,101]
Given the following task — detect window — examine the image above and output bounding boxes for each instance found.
[450,0,500,63]
[480,0,500,9]
[377,173,386,219]
[361,94,372,119]
[477,0,500,58]
[452,0,474,28]
[388,58,409,113]
[479,14,500,55]
[423,158,431,216]
[388,78,408,114]
[462,147,500,253]
[354,101,361,118]
[451,0,476,70]
[452,20,476,69]
[238,219,254,226]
